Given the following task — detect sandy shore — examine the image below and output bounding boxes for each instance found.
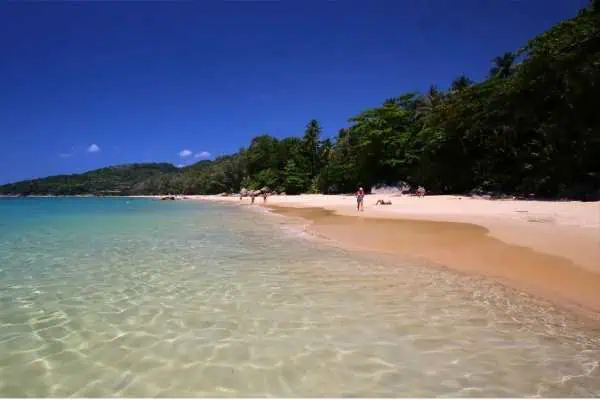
[191,194,600,315]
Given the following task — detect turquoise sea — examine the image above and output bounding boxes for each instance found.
[0,197,599,397]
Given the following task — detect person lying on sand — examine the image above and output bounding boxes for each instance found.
[375,199,392,205]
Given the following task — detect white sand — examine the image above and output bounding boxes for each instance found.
[193,193,598,227]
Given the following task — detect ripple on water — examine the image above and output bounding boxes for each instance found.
[0,198,599,397]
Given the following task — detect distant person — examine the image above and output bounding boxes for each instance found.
[250,193,256,204]
[262,192,268,203]
[356,187,365,211]
[417,186,426,197]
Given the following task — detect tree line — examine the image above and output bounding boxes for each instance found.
[2,2,599,200]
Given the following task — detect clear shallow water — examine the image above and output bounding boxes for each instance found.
[0,198,599,397]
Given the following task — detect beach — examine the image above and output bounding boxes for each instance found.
[194,194,600,316]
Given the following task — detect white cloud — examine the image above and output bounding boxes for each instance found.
[178,149,193,158]
[176,164,186,168]
[194,151,211,159]
[86,144,101,153]
[58,153,72,158]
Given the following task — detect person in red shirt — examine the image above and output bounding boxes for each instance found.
[356,187,365,211]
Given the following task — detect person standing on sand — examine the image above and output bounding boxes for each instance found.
[356,187,365,212]
[263,192,268,203]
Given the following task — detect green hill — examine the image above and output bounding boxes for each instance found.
[0,163,179,196]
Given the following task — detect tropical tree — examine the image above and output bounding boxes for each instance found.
[450,74,474,92]
[489,51,516,78]
[302,119,322,179]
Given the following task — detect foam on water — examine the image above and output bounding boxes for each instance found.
[0,197,599,397]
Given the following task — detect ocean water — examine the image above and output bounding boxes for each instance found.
[0,197,599,397]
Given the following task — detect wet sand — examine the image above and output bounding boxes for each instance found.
[269,205,600,317]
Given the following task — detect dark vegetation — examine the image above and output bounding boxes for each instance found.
[2,3,599,200]
[0,164,178,196]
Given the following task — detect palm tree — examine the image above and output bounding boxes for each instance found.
[451,74,474,92]
[489,52,516,78]
[302,119,322,178]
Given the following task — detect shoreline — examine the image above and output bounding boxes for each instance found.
[193,194,600,317]
[5,193,599,316]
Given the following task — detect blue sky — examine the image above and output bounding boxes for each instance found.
[0,0,587,184]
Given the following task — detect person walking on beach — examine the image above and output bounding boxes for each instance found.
[262,191,268,204]
[356,186,365,212]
